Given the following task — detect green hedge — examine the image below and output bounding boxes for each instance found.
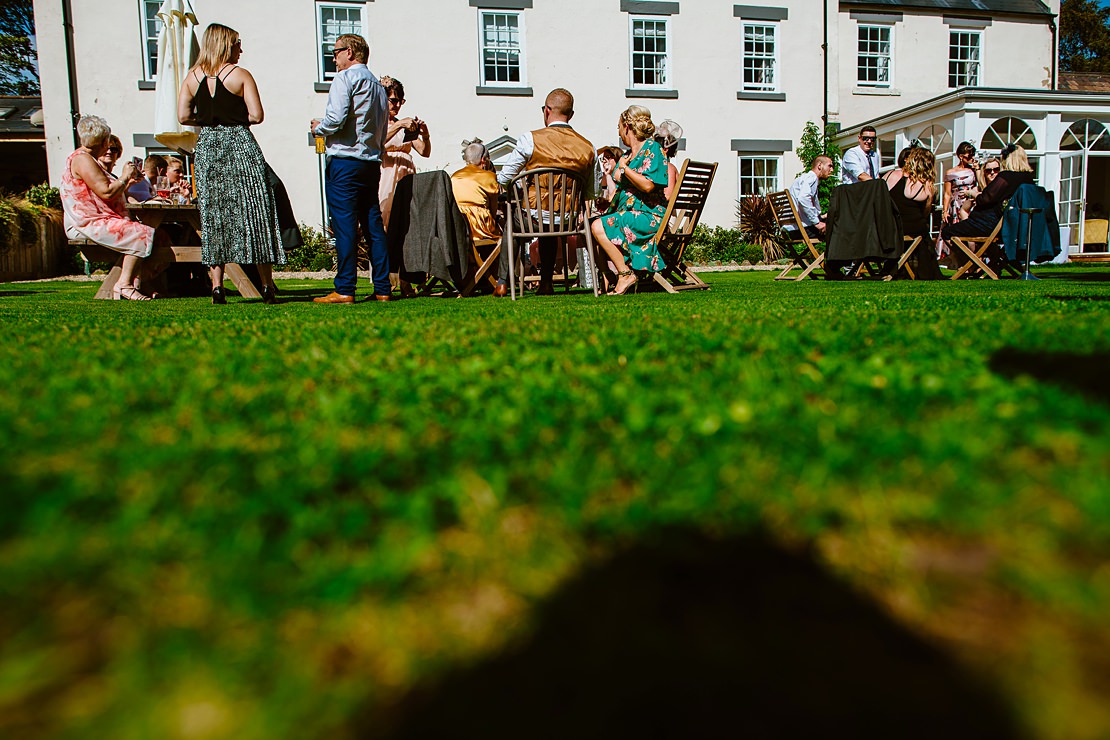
[685,224,765,264]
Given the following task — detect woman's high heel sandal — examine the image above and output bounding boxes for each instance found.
[608,269,638,296]
[113,285,152,301]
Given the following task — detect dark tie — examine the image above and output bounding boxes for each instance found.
[868,154,875,179]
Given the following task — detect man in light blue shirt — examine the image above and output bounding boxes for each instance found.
[310,33,390,303]
[787,155,835,239]
[840,126,881,186]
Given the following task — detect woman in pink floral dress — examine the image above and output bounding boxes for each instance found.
[60,115,167,300]
[591,106,669,296]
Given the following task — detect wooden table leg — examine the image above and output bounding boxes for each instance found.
[224,263,262,299]
[94,265,123,299]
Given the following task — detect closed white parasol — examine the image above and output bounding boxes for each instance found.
[153,0,199,153]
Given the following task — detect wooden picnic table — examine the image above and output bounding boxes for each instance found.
[80,202,261,299]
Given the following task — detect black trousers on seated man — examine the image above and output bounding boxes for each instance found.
[497,209,559,288]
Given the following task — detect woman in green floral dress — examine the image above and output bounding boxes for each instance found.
[592,105,669,295]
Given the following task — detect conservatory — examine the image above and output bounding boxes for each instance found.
[835,88,1110,259]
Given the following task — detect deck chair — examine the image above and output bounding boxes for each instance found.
[949,219,1008,280]
[650,159,718,292]
[766,190,825,280]
[896,235,924,279]
[505,167,599,300]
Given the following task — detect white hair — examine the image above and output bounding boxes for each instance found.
[462,141,488,166]
[77,115,111,149]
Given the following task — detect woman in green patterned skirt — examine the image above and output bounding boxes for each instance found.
[178,23,284,305]
[591,105,669,296]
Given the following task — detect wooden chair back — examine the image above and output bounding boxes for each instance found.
[504,167,598,299]
[650,159,718,292]
[506,167,588,238]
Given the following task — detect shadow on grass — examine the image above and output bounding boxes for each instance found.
[0,290,39,297]
[1038,271,1110,282]
[991,348,1110,405]
[365,530,1021,740]
[1046,294,1110,303]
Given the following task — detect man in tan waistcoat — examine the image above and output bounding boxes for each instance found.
[494,88,595,296]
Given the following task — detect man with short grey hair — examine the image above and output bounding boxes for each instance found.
[310,33,390,303]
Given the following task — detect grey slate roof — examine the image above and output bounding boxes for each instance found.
[0,97,44,137]
[842,0,1053,17]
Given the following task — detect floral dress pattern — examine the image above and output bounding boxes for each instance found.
[60,150,153,257]
[601,138,669,272]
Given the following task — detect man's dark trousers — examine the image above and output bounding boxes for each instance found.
[326,156,390,296]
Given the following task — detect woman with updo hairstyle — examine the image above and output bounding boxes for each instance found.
[590,105,670,295]
[60,115,170,300]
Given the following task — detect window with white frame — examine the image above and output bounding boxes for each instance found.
[479,10,526,86]
[738,156,780,199]
[857,24,892,87]
[629,16,670,88]
[140,0,162,80]
[742,22,778,92]
[948,30,982,88]
[317,3,365,81]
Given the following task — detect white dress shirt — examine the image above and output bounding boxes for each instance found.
[787,170,821,227]
[841,145,881,185]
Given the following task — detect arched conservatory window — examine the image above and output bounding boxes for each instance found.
[981,117,1036,151]
[1060,119,1110,152]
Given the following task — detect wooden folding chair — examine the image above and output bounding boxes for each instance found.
[505,167,599,300]
[650,159,718,293]
[896,235,924,279]
[766,190,825,281]
[461,236,501,297]
[949,219,1005,280]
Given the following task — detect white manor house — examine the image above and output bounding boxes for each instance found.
[31,0,1110,256]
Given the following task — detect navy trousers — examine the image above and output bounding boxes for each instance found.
[325,156,390,296]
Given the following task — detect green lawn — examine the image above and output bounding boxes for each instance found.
[1,269,1109,738]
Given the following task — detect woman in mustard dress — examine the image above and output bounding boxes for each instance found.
[591,105,668,295]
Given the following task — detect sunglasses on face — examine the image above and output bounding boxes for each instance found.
[107,147,122,155]
[984,166,1000,173]
[861,136,876,142]
[388,97,404,105]
[332,46,348,58]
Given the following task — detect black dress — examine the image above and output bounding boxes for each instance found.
[190,66,284,266]
[889,176,943,280]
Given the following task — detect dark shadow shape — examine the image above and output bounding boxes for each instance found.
[1036,271,1110,282]
[1046,294,1110,303]
[0,290,38,297]
[363,530,1022,740]
[991,348,1110,405]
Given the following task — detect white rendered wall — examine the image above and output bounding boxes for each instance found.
[837,12,1053,128]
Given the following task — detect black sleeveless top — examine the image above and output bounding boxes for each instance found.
[889,176,930,238]
[191,66,251,127]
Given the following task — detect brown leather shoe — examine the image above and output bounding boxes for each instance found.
[493,282,508,297]
[535,280,554,296]
[313,291,355,304]
[373,294,392,302]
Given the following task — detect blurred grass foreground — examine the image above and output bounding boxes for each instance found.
[1,268,1109,739]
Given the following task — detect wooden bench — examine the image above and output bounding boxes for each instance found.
[74,240,260,299]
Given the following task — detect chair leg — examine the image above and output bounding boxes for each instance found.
[584,227,600,297]
[795,253,825,281]
[775,261,800,280]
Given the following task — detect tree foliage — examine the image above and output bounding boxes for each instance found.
[1060,0,1110,74]
[795,121,841,213]
[0,0,38,95]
